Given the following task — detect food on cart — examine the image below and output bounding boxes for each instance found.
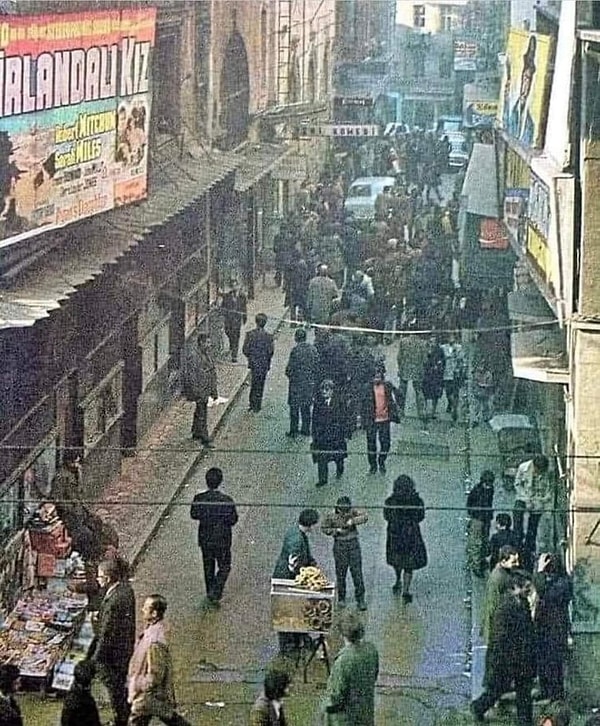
[302,598,333,631]
[294,566,329,591]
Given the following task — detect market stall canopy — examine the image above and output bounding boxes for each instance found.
[0,146,239,330]
[507,289,569,383]
[461,143,500,218]
[234,143,291,192]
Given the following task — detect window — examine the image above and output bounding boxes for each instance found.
[413,4,426,28]
[441,5,458,31]
[83,366,124,447]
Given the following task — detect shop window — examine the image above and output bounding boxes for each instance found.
[413,5,426,28]
[83,367,123,447]
[141,320,171,390]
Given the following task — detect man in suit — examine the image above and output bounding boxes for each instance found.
[221,281,247,362]
[89,557,135,726]
[273,508,319,655]
[190,467,238,606]
[242,313,274,412]
[285,327,318,437]
[183,332,218,446]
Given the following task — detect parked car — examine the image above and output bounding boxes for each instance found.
[445,131,469,171]
[343,176,396,220]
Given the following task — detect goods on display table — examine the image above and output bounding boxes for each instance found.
[0,504,90,690]
[271,567,336,635]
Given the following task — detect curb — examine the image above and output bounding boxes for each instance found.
[128,311,286,572]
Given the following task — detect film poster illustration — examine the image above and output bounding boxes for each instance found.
[0,8,156,246]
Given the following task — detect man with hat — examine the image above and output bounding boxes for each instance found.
[322,496,368,610]
[182,331,218,446]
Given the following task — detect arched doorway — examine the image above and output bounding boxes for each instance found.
[219,32,250,149]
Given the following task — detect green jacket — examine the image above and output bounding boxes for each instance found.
[272,526,315,579]
[322,640,379,725]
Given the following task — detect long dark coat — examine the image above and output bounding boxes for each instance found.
[533,572,572,660]
[285,341,319,406]
[383,491,427,571]
[221,291,247,335]
[421,344,445,401]
[182,343,218,402]
[311,393,348,464]
[484,591,535,690]
[89,581,136,673]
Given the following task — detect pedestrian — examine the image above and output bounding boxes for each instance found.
[532,553,573,702]
[471,574,535,726]
[306,264,339,325]
[89,557,136,726]
[311,379,348,487]
[513,454,552,558]
[396,322,428,421]
[361,366,400,475]
[190,467,238,606]
[221,280,247,362]
[480,544,520,644]
[285,327,318,437]
[242,312,274,412]
[0,664,22,726]
[182,332,218,446]
[472,360,494,426]
[420,335,445,424]
[441,333,465,423]
[322,496,368,610]
[287,254,311,323]
[321,609,379,725]
[466,470,495,577]
[538,703,571,726]
[60,660,101,726]
[383,475,427,603]
[249,666,291,725]
[273,508,320,655]
[488,513,521,570]
[127,594,192,726]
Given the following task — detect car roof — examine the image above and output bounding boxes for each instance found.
[349,176,396,186]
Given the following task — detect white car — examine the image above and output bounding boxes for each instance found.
[445,131,469,171]
[343,176,397,220]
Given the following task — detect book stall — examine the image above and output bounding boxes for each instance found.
[0,503,90,692]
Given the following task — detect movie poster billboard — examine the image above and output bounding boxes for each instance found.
[497,29,553,149]
[0,8,156,248]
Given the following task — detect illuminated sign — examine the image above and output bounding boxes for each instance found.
[0,8,156,248]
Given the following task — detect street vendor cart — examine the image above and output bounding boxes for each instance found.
[271,577,335,682]
[488,414,541,487]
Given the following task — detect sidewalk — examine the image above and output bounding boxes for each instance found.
[92,280,286,570]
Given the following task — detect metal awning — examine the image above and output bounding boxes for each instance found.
[0,147,239,330]
[234,143,290,192]
[508,290,569,384]
[461,143,499,218]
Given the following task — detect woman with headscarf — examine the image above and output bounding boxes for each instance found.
[383,475,427,603]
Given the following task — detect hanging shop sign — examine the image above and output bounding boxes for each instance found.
[498,29,553,149]
[454,40,479,72]
[0,8,156,249]
[463,100,498,129]
[296,124,380,138]
[333,97,374,108]
[526,172,554,294]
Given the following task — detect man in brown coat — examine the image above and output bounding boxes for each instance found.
[183,332,218,446]
[127,594,191,725]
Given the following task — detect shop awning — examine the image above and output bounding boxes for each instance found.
[234,143,291,192]
[461,143,500,218]
[507,289,569,384]
[0,146,239,330]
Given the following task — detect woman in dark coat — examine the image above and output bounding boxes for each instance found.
[311,379,348,487]
[533,553,573,701]
[383,475,427,603]
[421,336,445,422]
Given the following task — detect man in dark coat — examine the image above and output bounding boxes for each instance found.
[190,467,238,605]
[273,508,319,655]
[471,574,535,726]
[221,281,247,362]
[361,367,399,474]
[183,332,218,445]
[89,558,136,726]
[243,313,274,412]
[285,327,318,437]
[311,379,348,487]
